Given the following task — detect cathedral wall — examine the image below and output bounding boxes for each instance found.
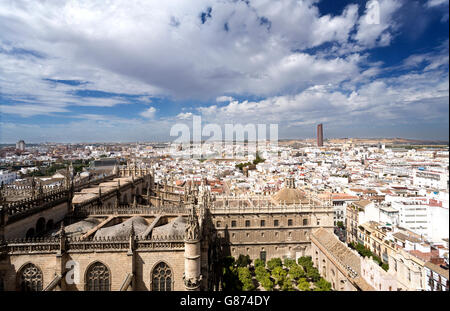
[134,250,185,291]
[212,210,333,261]
[1,253,60,291]
[1,248,186,291]
[5,202,69,239]
[64,252,132,291]
[311,238,358,291]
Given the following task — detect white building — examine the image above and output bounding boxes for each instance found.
[0,170,17,185]
[424,262,449,291]
[413,169,449,190]
[392,199,449,243]
[360,256,400,291]
[393,200,429,238]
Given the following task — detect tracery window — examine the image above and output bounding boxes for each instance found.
[152,262,172,291]
[17,263,43,291]
[86,262,110,291]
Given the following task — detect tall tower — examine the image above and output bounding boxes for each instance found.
[183,204,202,291]
[317,124,323,147]
[15,140,25,151]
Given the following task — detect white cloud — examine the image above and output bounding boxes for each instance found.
[354,0,402,48]
[0,0,370,104]
[140,106,156,119]
[195,58,449,133]
[426,0,448,8]
[216,96,234,102]
[176,112,193,120]
[0,104,69,118]
[0,0,447,142]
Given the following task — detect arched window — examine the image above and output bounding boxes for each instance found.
[86,262,110,291]
[36,217,46,235]
[152,262,172,291]
[26,228,35,238]
[17,263,43,291]
[46,219,54,231]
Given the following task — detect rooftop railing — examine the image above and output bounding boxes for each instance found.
[5,235,185,254]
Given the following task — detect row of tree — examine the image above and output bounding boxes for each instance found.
[235,152,265,171]
[348,242,389,271]
[221,255,332,291]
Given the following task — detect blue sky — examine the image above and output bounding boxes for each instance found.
[0,0,448,143]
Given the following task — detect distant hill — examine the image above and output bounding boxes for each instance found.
[278,138,448,146]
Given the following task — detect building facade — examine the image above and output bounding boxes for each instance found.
[0,168,333,291]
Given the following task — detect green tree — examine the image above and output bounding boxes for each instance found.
[336,221,345,229]
[222,265,242,291]
[306,267,320,282]
[221,256,242,291]
[297,278,311,291]
[222,256,236,268]
[289,264,305,280]
[271,266,287,285]
[255,266,269,281]
[297,256,313,270]
[260,276,274,291]
[314,277,332,291]
[281,276,295,291]
[238,267,255,291]
[236,254,252,267]
[254,258,265,268]
[283,258,296,269]
[252,152,265,165]
[267,258,282,271]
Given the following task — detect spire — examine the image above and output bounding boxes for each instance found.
[38,180,44,195]
[69,161,74,178]
[0,184,4,205]
[0,206,6,243]
[60,221,66,238]
[133,193,137,208]
[185,202,200,241]
[112,164,119,176]
[130,222,135,237]
[128,221,136,254]
[31,177,36,197]
[58,221,66,255]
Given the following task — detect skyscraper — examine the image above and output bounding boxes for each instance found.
[317,124,323,147]
[16,140,26,151]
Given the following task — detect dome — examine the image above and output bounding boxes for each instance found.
[271,187,308,205]
[152,216,186,238]
[94,216,149,238]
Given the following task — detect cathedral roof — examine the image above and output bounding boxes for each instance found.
[271,187,308,205]
[62,217,102,237]
[152,216,186,239]
[94,216,149,238]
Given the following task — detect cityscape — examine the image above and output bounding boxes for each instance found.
[0,0,449,295]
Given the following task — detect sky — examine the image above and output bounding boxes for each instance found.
[0,0,448,143]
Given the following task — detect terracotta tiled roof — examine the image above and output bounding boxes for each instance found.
[409,249,439,262]
[353,276,375,291]
[331,194,359,201]
[424,261,449,278]
[354,200,372,208]
[272,187,308,205]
